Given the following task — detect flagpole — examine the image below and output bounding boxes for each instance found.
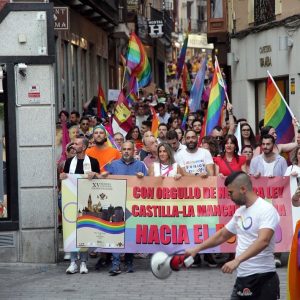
[215,55,230,104]
[121,66,127,89]
[266,70,296,120]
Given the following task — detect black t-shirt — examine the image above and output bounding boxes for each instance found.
[63,156,100,174]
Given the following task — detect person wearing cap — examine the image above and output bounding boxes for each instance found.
[86,125,121,173]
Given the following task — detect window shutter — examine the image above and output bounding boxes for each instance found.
[275,0,282,15]
[248,0,254,24]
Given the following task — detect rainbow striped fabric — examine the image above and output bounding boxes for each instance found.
[77,215,125,234]
[181,98,189,130]
[287,220,300,299]
[126,32,151,88]
[97,82,107,119]
[205,62,225,136]
[98,124,119,150]
[176,34,188,79]
[264,77,293,144]
[126,76,138,106]
[190,57,206,112]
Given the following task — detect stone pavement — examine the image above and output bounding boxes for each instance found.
[1,255,288,300]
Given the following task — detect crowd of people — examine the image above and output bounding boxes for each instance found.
[54,51,300,299]
[55,79,300,275]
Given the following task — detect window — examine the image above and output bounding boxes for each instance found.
[0,103,6,220]
[71,44,78,109]
[0,64,19,230]
[248,0,282,24]
[210,0,223,18]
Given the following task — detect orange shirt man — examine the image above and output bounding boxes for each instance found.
[86,126,121,172]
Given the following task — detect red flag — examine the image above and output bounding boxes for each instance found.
[112,91,133,136]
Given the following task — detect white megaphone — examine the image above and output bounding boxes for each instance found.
[150,251,194,279]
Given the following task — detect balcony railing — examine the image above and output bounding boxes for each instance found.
[254,0,275,26]
[178,18,207,34]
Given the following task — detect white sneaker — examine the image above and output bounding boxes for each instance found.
[275,257,282,268]
[64,253,71,260]
[80,262,88,274]
[66,262,78,274]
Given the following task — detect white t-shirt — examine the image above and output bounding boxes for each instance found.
[176,148,214,174]
[174,143,187,162]
[225,197,280,277]
[153,162,178,177]
[262,160,276,176]
[284,165,300,176]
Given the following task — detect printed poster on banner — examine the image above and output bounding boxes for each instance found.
[76,178,127,248]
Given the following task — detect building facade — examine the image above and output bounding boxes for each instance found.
[230,0,300,130]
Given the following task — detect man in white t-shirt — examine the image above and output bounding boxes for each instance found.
[185,171,280,300]
[176,129,214,177]
[250,134,287,268]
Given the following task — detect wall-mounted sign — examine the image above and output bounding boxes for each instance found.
[290,78,295,95]
[259,45,272,67]
[148,20,164,38]
[127,0,139,11]
[54,7,69,30]
[28,85,41,103]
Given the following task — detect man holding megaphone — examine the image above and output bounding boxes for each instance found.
[185,171,280,300]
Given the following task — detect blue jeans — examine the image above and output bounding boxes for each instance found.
[112,253,133,270]
[70,251,88,262]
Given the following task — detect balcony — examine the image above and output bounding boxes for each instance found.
[254,0,275,26]
[207,0,227,33]
[178,18,207,34]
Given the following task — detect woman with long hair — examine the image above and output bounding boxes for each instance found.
[175,128,184,144]
[168,117,180,130]
[214,134,247,176]
[240,123,257,150]
[241,145,254,174]
[148,142,184,179]
[125,126,143,150]
[285,146,300,176]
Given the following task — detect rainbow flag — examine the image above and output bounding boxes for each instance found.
[182,63,192,92]
[181,98,189,130]
[190,57,206,112]
[205,61,225,136]
[77,215,125,234]
[126,76,138,106]
[264,77,294,144]
[287,220,300,300]
[97,82,107,119]
[150,106,159,137]
[126,32,151,88]
[176,34,188,79]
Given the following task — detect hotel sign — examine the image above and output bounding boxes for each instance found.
[148,20,164,38]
